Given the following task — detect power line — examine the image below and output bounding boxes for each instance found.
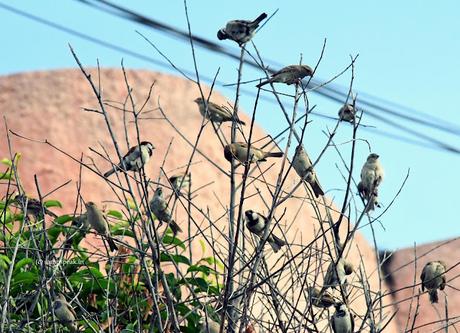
[1,2,459,155]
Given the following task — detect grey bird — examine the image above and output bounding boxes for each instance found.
[307,286,336,308]
[322,258,354,291]
[292,144,324,198]
[256,65,314,88]
[194,98,245,125]
[217,13,267,46]
[244,210,286,253]
[150,187,182,236]
[103,141,155,177]
[224,142,283,164]
[53,294,78,332]
[169,172,191,195]
[358,153,384,212]
[85,202,118,252]
[331,303,354,333]
[338,104,356,123]
[421,261,447,303]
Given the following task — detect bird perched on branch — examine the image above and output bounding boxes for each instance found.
[245,210,285,253]
[322,258,354,292]
[103,141,155,177]
[217,13,267,46]
[14,194,58,219]
[200,318,221,333]
[169,172,191,195]
[53,294,78,332]
[292,144,324,198]
[224,142,283,164]
[194,98,245,125]
[421,261,447,303]
[85,202,118,252]
[150,187,182,236]
[256,65,314,88]
[338,104,356,123]
[358,153,384,212]
[307,286,336,308]
[331,303,354,333]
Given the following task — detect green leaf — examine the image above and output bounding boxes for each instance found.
[181,277,209,292]
[44,200,62,208]
[187,264,214,275]
[12,271,38,289]
[1,158,12,167]
[160,252,190,266]
[0,254,12,269]
[54,214,73,225]
[13,258,35,275]
[107,210,123,219]
[162,235,186,250]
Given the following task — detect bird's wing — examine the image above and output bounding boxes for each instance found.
[275,65,298,76]
[420,268,426,291]
[125,145,141,160]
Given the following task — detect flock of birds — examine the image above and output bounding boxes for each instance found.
[11,11,448,333]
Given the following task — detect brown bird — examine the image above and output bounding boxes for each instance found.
[292,144,324,198]
[338,104,356,123]
[358,153,384,212]
[245,210,286,253]
[224,142,283,164]
[53,294,78,332]
[85,202,118,252]
[217,13,267,46]
[256,65,314,88]
[14,194,58,219]
[307,286,336,308]
[103,141,155,177]
[150,187,182,236]
[194,98,245,125]
[169,172,191,195]
[322,258,354,292]
[421,261,447,303]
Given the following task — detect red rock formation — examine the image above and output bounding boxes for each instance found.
[0,68,399,331]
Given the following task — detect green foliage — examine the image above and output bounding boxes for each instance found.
[0,156,224,332]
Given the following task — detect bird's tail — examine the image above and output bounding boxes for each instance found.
[217,29,228,40]
[107,237,118,252]
[103,168,116,178]
[170,220,183,236]
[429,289,439,303]
[310,180,325,198]
[256,79,271,88]
[264,151,283,158]
[252,13,268,26]
[269,234,286,253]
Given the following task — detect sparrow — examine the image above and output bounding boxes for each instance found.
[224,142,283,164]
[103,141,155,177]
[331,303,354,333]
[338,104,356,123]
[322,258,354,291]
[217,13,267,46]
[150,187,182,236]
[307,286,336,308]
[53,294,78,332]
[256,65,314,88]
[421,261,447,303]
[194,98,245,125]
[292,145,324,198]
[85,202,118,252]
[244,210,286,253]
[14,194,58,219]
[169,172,191,194]
[358,153,384,212]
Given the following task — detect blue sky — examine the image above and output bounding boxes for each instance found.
[1,1,460,250]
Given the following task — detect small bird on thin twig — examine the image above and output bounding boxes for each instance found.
[194,98,245,125]
[338,104,356,123]
[292,144,324,198]
[307,286,336,308]
[103,141,155,177]
[256,65,313,88]
[245,210,285,253]
[169,172,191,196]
[224,142,283,164]
[150,187,182,236]
[421,261,447,303]
[331,303,354,333]
[217,13,267,46]
[322,258,354,292]
[53,294,78,332]
[358,153,384,212]
[85,201,118,252]
[14,194,58,219]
